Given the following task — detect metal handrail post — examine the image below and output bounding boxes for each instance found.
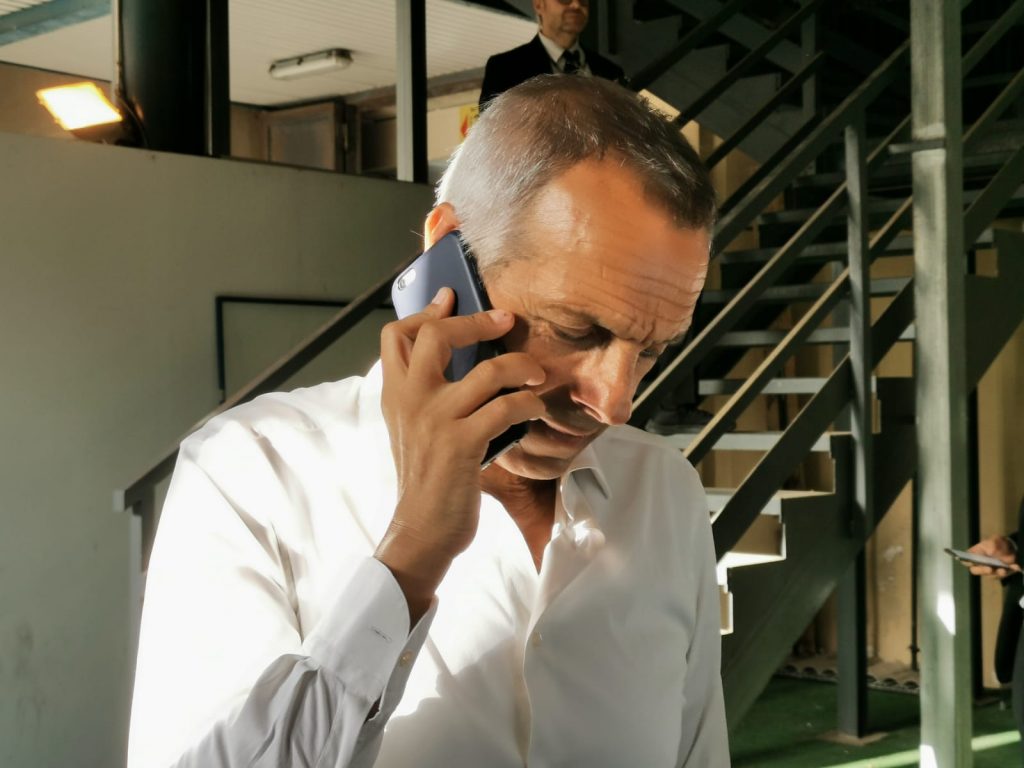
[836,109,872,740]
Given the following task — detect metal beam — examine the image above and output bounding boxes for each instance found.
[910,1,972,765]
[0,0,108,47]
[395,0,428,183]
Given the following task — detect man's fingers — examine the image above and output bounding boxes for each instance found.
[464,390,546,443]
[443,353,545,417]
[966,562,1020,578]
[380,288,457,374]
[407,310,516,380]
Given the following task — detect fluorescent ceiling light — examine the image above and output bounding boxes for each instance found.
[270,49,353,80]
[37,82,122,131]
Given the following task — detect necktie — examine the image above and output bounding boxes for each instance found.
[562,49,581,75]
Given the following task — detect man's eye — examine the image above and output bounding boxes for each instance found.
[552,326,594,344]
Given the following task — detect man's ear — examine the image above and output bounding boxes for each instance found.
[423,203,460,250]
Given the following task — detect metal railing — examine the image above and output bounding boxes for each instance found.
[630,0,1024,561]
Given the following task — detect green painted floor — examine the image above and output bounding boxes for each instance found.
[730,678,1020,767]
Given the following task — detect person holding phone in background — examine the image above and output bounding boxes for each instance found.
[961,497,1024,755]
[128,75,728,767]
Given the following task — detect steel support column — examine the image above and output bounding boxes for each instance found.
[837,552,868,736]
[910,1,972,765]
[836,112,872,738]
[395,0,428,183]
[118,0,230,156]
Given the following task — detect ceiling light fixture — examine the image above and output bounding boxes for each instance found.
[269,49,353,80]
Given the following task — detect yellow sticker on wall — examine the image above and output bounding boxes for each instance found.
[459,105,479,139]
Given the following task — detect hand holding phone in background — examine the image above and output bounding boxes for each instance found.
[948,535,1020,578]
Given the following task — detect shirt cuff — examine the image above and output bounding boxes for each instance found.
[303,556,436,705]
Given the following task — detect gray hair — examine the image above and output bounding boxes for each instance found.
[435,75,716,273]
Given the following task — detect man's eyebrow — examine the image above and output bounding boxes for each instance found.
[662,330,689,347]
[539,304,690,347]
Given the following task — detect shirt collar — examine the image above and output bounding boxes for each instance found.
[562,440,611,500]
[537,31,584,67]
[557,437,612,536]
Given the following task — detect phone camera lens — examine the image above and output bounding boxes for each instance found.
[397,277,407,291]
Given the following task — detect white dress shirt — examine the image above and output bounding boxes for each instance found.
[128,362,729,767]
[538,31,592,75]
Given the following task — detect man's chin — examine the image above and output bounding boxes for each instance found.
[491,422,602,480]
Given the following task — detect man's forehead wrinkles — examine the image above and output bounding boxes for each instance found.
[539,296,689,345]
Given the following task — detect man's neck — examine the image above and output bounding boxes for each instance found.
[481,464,556,571]
[481,463,556,519]
[539,28,579,52]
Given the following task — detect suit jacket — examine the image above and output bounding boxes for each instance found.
[994,496,1024,683]
[479,34,625,109]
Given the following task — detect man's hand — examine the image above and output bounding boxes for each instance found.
[964,535,1020,578]
[375,287,546,622]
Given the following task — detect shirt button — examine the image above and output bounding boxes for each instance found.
[530,631,543,648]
[398,650,413,667]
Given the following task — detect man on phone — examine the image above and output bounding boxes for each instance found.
[128,76,727,767]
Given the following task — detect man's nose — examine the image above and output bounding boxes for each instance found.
[571,346,636,426]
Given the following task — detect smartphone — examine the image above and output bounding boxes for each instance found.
[944,547,1016,570]
[392,231,527,467]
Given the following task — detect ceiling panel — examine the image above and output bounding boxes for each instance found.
[0,0,535,105]
[0,1,51,12]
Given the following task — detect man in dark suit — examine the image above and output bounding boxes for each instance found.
[965,497,1024,755]
[479,0,624,109]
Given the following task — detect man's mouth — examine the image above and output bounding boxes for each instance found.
[539,419,598,440]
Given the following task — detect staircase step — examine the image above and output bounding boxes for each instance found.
[720,585,733,635]
[720,226,999,265]
[756,195,910,226]
[666,430,834,453]
[718,234,911,265]
[718,552,786,586]
[789,154,1022,193]
[699,375,881,397]
[702,277,909,305]
[713,488,838,636]
[757,184,1024,229]
[716,325,916,347]
[705,487,837,518]
[699,376,827,396]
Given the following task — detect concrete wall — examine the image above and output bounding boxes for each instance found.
[0,129,433,768]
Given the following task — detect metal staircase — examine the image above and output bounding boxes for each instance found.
[116,0,1024,747]
[621,0,1024,732]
